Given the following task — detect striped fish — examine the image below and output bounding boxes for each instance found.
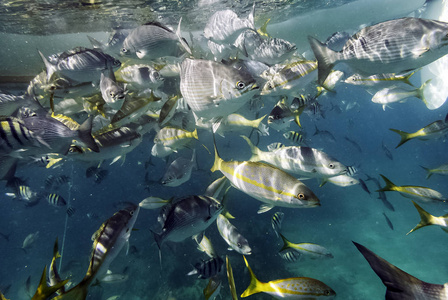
[180,58,259,120]
[421,163,448,179]
[45,175,70,190]
[187,256,224,279]
[271,212,284,237]
[283,131,305,144]
[279,233,334,260]
[0,116,47,154]
[241,256,336,298]
[279,249,300,262]
[267,142,285,152]
[154,126,198,150]
[309,17,448,85]
[46,194,67,207]
[211,141,320,214]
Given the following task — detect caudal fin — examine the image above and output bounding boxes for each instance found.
[389,128,411,148]
[37,51,56,82]
[420,165,433,179]
[407,201,440,235]
[241,135,262,162]
[241,256,263,298]
[353,241,446,300]
[308,36,338,86]
[378,174,397,192]
[77,116,100,153]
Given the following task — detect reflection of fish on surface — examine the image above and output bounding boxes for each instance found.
[354,241,448,300]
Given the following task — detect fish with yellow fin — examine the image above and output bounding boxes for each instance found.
[240,256,335,299]
[407,201,448,235]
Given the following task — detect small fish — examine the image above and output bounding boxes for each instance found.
[359,179,371,195]
[407,201,448,235]
[216,214,252,255]
[214,114,269,137]
[0,92,33,116]
[100,66,126,111]
[279,249,300,262]
[0,231,10,241]
[121,21,186,59]
[421,163,448,179]
[22,231,39,253]
[313,125,336,143]
[241,256,336,298]
[6,185,39,206]
[138,197,170,210]
[283,131,306,144]
[203,275,222,300]
[161,149,197,187]
[195,234,216,258]
[344,136,362,153]
[354,241,448,299]
[154,126,198,151]
[86,167,109,184]
[378,174,447,204]
[203,176,231,200]
[381,141,393,160]
[268,98,303,130]
[39,47,121,83]
[152,195,223,248]
[45,175,70,190]
[309,17,448,85]
[180,58,259,121]
[97,271,129,284]
[87,29,132,54]
[346,166,358,177]
[46,193,67,207]
[371,80,430,110]
[382,212,394,230]
[279,233,333,260]
[187,256,224,279]
[271,212,284,238]
[115,64,164,90]
[204,7,255,44]
[48,238,65,295]
[66,206,76,217]
[321,174,359,187]
[211,140,320,214]
[344,71,416,87]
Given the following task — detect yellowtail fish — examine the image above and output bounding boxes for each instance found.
[211,140,320,214]
[242,136,347,179]
[378,174,447,204]
[203,275,222,300]
[241,256,336,299]
[31,267,68,300]
[110,92,161,127]
[226,256,238,300]
[216,214,252,255]
[153,126,198,151]
[344,71,416,87]
[195,234,216,258]
[261,60,317,97]
[407,201,448,235]
[279,233,333,260]
[371,80,430,110]
[354,241,448,300]
[421,163,448,179]
[268,98,303,130]
[180,58,259,121]
[48,238,65,295]
[309,18,448,85]
[138,196,170,210]
[214,114,269,137]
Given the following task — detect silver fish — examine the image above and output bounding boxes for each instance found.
[100,67,126,111]
[161,149,197,187]
[22,231,39,252]
[152,195,223,248]
[216,214,251,255]
[121,22,185,59]
[180,58,260,121]
[88,29,132,54]
[116,64,164,90]
[39,47,121,83]
[309,17,448,85]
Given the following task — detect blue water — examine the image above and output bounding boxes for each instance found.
[1,1,448,299]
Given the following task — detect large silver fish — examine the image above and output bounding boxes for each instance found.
[39,47,121,83]
[216,214,252,255]
[309,17,448,85]
[121,22,185,59]
[152,195,223,248]
[180,58,260,121]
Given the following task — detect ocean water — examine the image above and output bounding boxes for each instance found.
[1,0,448,299]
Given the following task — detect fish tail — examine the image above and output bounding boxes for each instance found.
[87,35,104,49]
[420,165,433,179]
[293,106,305,127]
[31,267,69,300]
[307,36,338,85]
[192,128,199,140]
[416,79,431,107]
[378,174,396,192]
[77,116,100,153]
[255,114,269,136]
[353,241,442,299]
[150,229,163,250]
[407,201,435,235]
[53,237,61,259]
[241,256,263,298]
[37,50,56,82]
[241,135,262,162]
[176,18,192,55]
[279,233,292,252]
[389,128,411,148]
[210,137,223,173]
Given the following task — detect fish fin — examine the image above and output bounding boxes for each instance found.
[241,256,263,298]
[406,201,435,235]
[307,36,338,86]
[257,204,274,214]
[77,116,99,153]
[240,135,262,162]
[353,241,443,300]
[257,18,271,38]
[31,266,69,300]
[389,128,411,148]
[212,118,223,134]
[417,79,431,107]
[46,157,63,169]
[378,174,396,192]
[37,50,56,82]
[411,47,429,57]
[210,135,222,173]
[278,233,292,252]
[176,18,192,55]
[420,165,432,180]
[135,50,147,59]
[87,35,104,49]
[319,178,328,187]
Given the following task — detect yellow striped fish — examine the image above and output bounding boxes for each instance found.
[241,256,335,299]
[154,126,198,150]
[421,163,448,179]
[407,201,448,235]
[211,141,320,214]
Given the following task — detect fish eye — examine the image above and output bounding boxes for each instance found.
[329,163,335,169]
[297,193,305,199]
[236,81,246,90]
[237,242,242,248]
[121,48,128,53]
[130,210,134,216]
[109,92,115,97]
